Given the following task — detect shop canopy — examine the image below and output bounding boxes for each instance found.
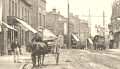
[88,38,93,45]
[2,21,17,31]
[43,29,57,41]
[16,18,37,33]
[72,33,80,42]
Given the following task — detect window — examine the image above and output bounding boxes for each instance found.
[9,0,11,16]
[15,3,17,16]
[28,10,30,24]
[12,1,14,16]
[7,29,11,42]
[39,13,41,25]
[25,8,27,21]
[43,15,46,27]
[22,30,24,45]
[22,7,24,19]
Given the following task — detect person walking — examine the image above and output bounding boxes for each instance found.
[11,39,21,63]
[109,31,114,49]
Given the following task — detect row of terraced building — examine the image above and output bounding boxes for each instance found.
[0,0,46,55]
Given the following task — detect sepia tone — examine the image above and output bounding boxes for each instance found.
[0,0,120,69]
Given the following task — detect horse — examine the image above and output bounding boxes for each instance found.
[31,41,48,67]
[30,35,48,67]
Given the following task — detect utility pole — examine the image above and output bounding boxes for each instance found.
[103,11,106,48]
[88,8,91,37]
[67,0,70,49]
[103,11,105,36]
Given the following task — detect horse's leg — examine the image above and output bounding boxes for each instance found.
[38,55,40,66]
[39,55,41,64]
[42,54,45,65]
[31,53,36,67]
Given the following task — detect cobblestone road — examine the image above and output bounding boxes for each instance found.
[24,49,120,69]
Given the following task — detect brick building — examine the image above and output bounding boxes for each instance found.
[46,10,89,48]
[79,21,89,43]
[46,9,75,48]
[46,9,73,35]
[0,0,46,55]
[109,0,120,48]
[69,13,89,45]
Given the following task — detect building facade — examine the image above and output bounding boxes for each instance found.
[110,0,120,48]
[46,9,75,48]
[46,9,72,35]
[79,21,89,44]
[46,10,89,48]
[0,0,46,55]
[69,13,89,45]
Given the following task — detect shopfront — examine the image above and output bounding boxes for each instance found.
[0,21,17,55]
[7,16,37,48]
[114,32,120,48]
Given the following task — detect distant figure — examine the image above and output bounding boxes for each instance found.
[109,31,114,49]
[11,39,21,63]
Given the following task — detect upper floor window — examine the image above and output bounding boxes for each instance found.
[9,0,11,16]
[15,3,17,17]
[22,7,24,19]
[12,1,14,16]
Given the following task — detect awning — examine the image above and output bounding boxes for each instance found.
[72,34,80,42]
[16,18,37,33]
[43,29,57,41]
[88,38,93,45]
[2,21,17,31]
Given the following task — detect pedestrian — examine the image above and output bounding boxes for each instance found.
[109,31,114,49]
[11,39,21,63]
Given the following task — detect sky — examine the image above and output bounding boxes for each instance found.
[46,0,114,36]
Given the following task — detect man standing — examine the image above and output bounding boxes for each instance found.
[109,31,114,49]
[11,39,21,63]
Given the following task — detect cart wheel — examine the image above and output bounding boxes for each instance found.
[56,53,59,65]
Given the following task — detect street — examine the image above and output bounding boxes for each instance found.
[22,49,120,69]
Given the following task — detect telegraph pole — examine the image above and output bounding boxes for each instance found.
[88,8,91,37]
[67,0,70,49]
[103,11,105,36]
[103,11,106,48]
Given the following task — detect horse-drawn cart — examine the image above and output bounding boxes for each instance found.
[31,29,60,67]
[93,35,106,50]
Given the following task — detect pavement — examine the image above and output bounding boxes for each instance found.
[0,46,31,69]
[1,48,120,69]
[0,55,25,69]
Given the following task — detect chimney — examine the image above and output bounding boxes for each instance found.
[75,15,79,18]
[52,8,56,13]
[58,11,60,15]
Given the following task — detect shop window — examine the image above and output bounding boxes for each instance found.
[14,31,18,39]
[43,15,46,27]
[22,30,24,45]
[7,29,11,42]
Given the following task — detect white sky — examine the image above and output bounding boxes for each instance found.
[46,0,114,36]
